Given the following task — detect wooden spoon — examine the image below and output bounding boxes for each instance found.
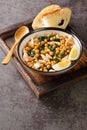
[2,26,29,65]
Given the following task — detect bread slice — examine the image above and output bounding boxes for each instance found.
[32,4,71,29]
[32,4,61,29]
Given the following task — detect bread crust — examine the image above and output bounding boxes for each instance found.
[32,4,61,29]
[32,4,71,29]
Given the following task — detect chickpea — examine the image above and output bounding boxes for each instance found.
[34,45,39,49]
[51,61,56,65]
[44,46,48,50]
[70,45,73,49]
[27,61,30,65]
[47,61,51,65]
[38,42,40,45]
[34,42,40,48]
[45,49,50,53]
[45,43,48,47]
[47,34,50,37]
[59,35,63,39]
[56,48,59,54]
[35,49,39,54]
[63,35,67,39]
[68,44,72,49]
[68,42,72,46]
[34,42,38,46]
[27,62,33,67]
[65,42,68,46]
[61,44,64,48]
[44,39,47,43]
[53,36,56,40]
[63,46,66,50]
[60,39,65,44]
[53,44,56,48]
[49,51,54,56]
[67,50,70,53]
[60,47,63,51]
[35,54,39,58]
[43,67,48,72]
[41,41,45,44]
[25,46,30,51]
[37,44,40,48]
[66,46,70,50]
[60,50,65,54]
[63,39,65,43]
[53,32,57,35]
[65,52,68,55]
[40,63,44,67]
[39,68,43,71]
[31,44,34,48]
[41,50,45,54]
[47,64,51,69]
[50,37,54,41]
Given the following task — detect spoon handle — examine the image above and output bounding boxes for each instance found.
[2,41,18,65]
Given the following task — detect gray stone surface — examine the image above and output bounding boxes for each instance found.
[0,0,87,130]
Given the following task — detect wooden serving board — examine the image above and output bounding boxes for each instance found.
[0,19,87,98]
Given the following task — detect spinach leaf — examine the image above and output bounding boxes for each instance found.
[31,50,35,57]
[38,36,47,42]
[54,38,61,42]
[53,56,59,63]
[48,45,55,52]
[27,49,35,57]
[27,48,32,56]
[39,44,44,51]
[60,53,65,58]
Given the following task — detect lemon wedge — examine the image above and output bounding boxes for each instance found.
[69,44,80,60]
[52,59,71,71]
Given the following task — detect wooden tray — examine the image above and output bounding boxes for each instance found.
[0,19,87,98]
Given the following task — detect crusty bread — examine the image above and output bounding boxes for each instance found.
[32,4,71,29]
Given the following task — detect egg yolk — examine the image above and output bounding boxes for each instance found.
[58,59,69,68]
[70,49,77,58]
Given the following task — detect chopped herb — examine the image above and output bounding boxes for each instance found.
[27,48,32,56]
[48,45,55,51]
[38,36,47,42]
[54,38,61,42]
[60,53,65,58]
[39,44,44,51]
[46,37,50,41]
[54,58,59,63]
[31,50,35,57]
[27,49,35,57]
[38,34,56,42]
[53,56,59,63]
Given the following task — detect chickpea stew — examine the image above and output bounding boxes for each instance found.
[22,31,79,72]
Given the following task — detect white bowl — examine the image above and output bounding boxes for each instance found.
[17,27,83,76]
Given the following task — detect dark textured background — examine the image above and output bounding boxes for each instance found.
[0,0,87,130]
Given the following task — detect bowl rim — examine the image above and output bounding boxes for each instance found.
[17,27,83,76]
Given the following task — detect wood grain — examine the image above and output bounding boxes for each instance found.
[0,20,87,98]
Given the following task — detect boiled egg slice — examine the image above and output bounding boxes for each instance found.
[69,44,80,61]
[52,59,71,71]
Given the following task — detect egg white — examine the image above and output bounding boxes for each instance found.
[69,44,80,61]
[52,59,71,71]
